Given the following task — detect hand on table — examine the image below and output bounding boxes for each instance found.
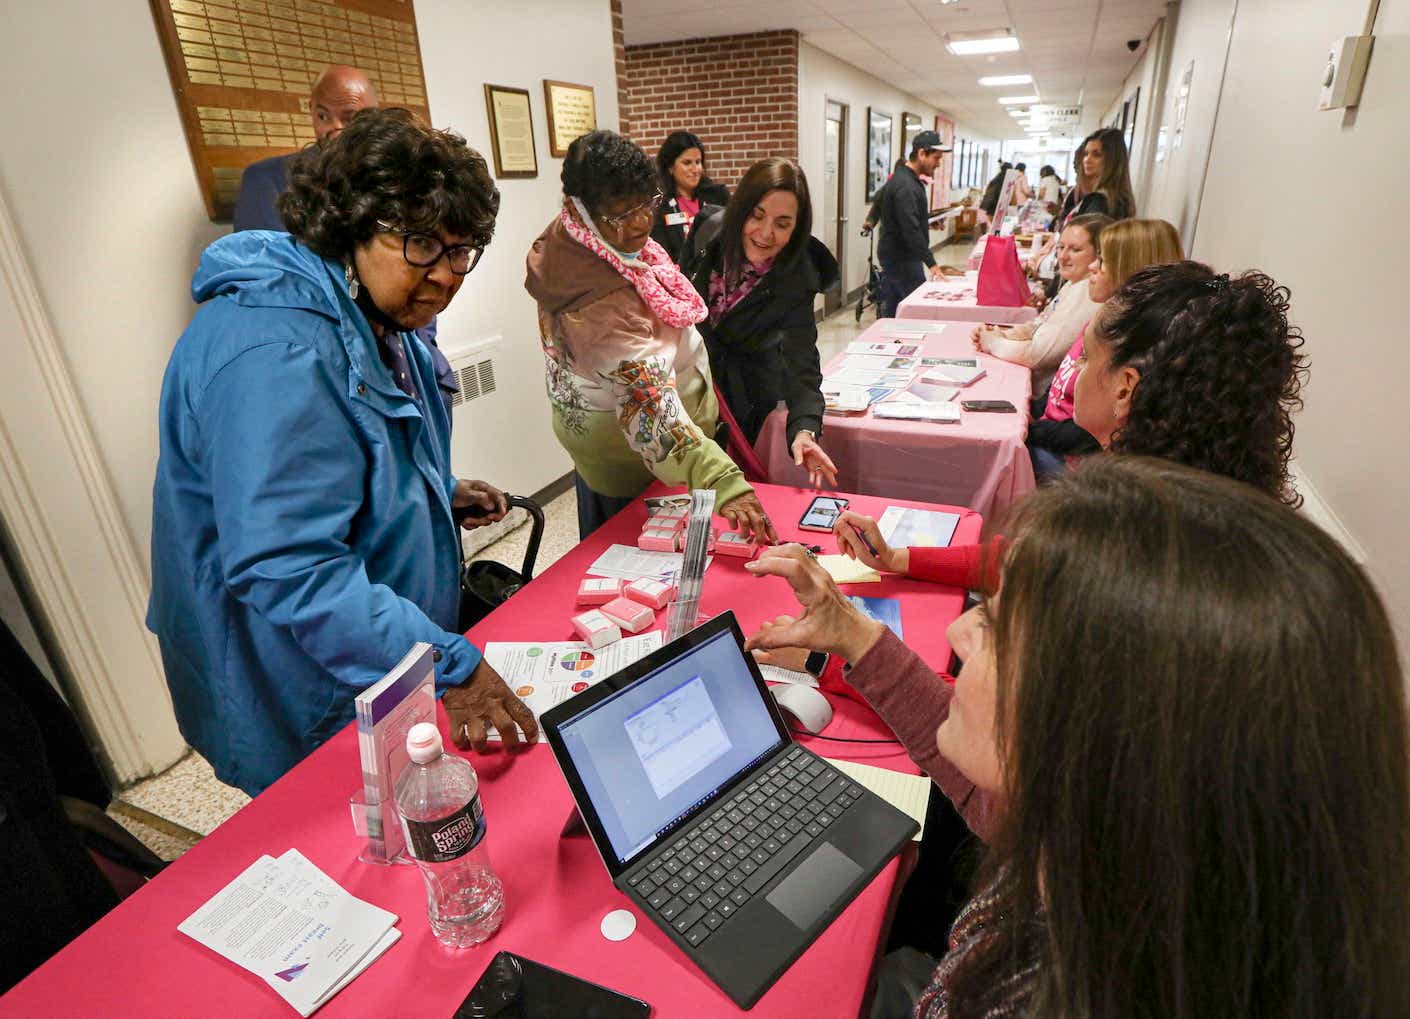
[928,264,946,281]
[791,431,838,489]
[453,479,509,528]
[832,510,908,574]
[444,658,538,751]
[937,265,966,278]
[743,544,886,664]
[719,491,778,546]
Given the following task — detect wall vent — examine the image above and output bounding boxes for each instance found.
[443,334,501,410]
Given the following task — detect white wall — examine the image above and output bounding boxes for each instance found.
[0,0,226,568]
[1109,0,1237,242]
[1189,0,1410,652]
[797,42,1001,299]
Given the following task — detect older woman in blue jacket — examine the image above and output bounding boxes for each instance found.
[148,109,535,795]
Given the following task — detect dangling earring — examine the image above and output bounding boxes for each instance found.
[344,259,360,300]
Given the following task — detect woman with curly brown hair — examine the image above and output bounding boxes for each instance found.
[149,108,536,795]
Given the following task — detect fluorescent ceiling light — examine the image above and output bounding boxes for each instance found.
[980,74,1033,87]
[945,30,1020,56]
[999,95,1041,104]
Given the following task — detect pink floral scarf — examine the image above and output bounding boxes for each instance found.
[559,206,707,328]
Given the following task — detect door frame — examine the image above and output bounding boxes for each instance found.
[823,97,848,315]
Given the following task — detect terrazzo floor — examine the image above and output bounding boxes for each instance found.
[109,241,973,860]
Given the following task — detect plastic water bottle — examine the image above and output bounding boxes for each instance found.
[395,722,504,947]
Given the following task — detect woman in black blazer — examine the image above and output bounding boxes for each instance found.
[651,131,730,263]
[683,157,840,486]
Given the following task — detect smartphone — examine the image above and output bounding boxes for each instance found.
[798,495,849,532]
[455,951,651,1018]
[960,400,1018,413]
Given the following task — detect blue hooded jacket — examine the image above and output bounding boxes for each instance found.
[147,231,480,795]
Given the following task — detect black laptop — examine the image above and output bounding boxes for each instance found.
[541,612,919,1010]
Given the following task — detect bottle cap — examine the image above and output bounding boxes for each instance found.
[406,722,444,764]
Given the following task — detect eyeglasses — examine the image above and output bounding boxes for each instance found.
[596,193,664,231]
[376,221,483,275]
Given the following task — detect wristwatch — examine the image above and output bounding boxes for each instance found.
[804,651,830,678]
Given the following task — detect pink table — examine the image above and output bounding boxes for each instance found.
[897,271,1035,325]
[3,484,981,1019]
[756,321,1036,521]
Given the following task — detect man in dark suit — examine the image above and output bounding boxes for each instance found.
[232,65,378,231]
[232,65,459,420]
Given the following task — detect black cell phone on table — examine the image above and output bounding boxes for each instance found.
[454,951,651,1017]
[960,399,1018,413]
[798,495,849,532]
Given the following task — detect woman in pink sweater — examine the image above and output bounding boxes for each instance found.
[746,457,1410,1019]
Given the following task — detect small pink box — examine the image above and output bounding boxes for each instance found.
[638,528,678,552]
[576,576,624,605]
[572,609,621,648]
[646,513,689,532]
[650,504,689,522]
[713,531,757,558]
[600,597,655,634]
[624,577,675,609]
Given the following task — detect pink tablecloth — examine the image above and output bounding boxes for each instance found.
[897,271,1036,325]
[757,321,1036,521]
[2,484,981,1019]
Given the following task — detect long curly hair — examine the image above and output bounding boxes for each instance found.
[278,107,499,260]
[1094,261,1307,505]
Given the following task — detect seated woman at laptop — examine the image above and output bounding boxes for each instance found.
[828,261,1306,590]
[748,457,1410,1017]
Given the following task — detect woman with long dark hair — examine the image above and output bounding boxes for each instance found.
[748,455,1410,1018]
[1059,127,1135,224]
[650,130,730,262]
[683,157,840,485]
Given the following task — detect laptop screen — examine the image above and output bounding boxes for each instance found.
[555,627,785,866]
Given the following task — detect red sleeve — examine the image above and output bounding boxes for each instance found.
[905,538,1004,593]
[843,628,1000,842]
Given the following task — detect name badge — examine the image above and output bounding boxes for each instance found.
[665,212,688,226]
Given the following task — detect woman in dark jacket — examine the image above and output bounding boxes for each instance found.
[651,130,730,263]
[683,157,840,485]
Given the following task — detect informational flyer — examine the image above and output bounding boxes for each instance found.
[585,543,711,582]
[482,633,664,739]
[178,849,399,1016]
[877,506,962,549]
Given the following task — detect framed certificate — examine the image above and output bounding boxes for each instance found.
[483,84,538,179]
[543,80,598,157]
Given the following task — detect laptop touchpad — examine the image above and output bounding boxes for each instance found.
[765,842,863,929]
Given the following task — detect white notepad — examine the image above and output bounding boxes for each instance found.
[829,760,932,841]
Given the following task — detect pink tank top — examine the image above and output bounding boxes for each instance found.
[1043,330,1085,423]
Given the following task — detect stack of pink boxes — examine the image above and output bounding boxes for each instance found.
[571,575,679,649]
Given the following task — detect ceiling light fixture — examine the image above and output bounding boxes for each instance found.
[979,74,1033,87]
[999,94,1041,104]
[945,30,1020,56]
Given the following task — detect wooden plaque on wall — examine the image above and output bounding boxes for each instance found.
[149,0,433,222]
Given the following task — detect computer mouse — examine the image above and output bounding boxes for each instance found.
[771,684,833,735]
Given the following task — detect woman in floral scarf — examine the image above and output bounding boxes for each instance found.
[526,130,775,540]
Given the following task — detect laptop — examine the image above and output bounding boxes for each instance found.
[541,612,919,1010]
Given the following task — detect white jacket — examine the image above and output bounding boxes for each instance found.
[980,277,1100,392]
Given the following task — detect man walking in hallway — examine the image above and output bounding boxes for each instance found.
[877,130,950,318]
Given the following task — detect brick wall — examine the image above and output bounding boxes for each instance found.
[621,31,799,189]
[610,0,628,134]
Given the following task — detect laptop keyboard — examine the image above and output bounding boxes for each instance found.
[625,745,865,949]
